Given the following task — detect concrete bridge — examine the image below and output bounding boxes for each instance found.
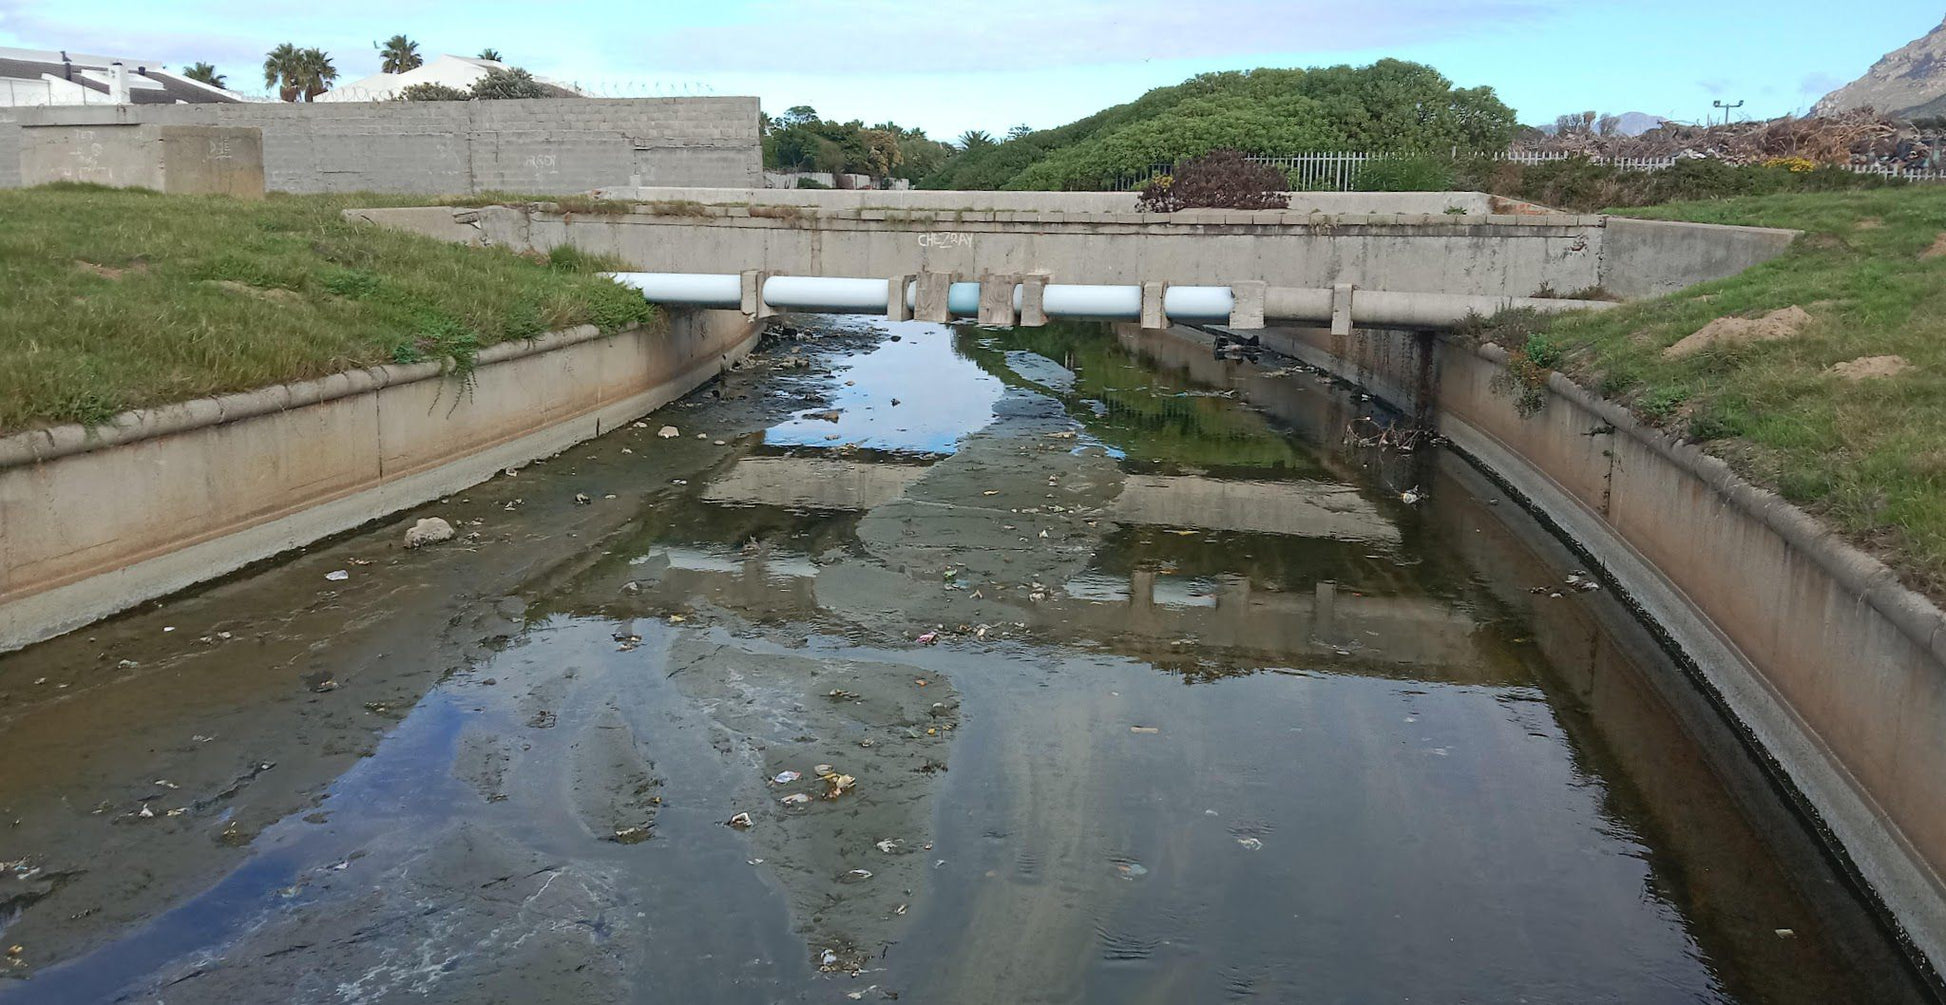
[349,187,1799,332]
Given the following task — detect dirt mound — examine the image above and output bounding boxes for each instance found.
[1827,355,1912,380]
[202,279,303,303]
[1663,306,1812,359]
[74,259,148,280]
[1922,233,1946,259]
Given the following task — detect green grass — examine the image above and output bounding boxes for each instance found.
[0,185,655,433]
[1474,187,1946,596]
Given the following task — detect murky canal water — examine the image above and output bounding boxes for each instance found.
[0,319,1932,1003]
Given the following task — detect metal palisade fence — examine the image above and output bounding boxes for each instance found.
[1108,151,1946,191]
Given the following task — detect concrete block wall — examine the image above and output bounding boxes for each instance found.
[1,96,761,194]
[19,123,264,196]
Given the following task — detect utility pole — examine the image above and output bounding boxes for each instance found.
[1712,99,1745,126]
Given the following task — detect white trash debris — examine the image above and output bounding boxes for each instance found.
[324,570,349,582]
[403,517,455,548]
[657,425,680,439]
[773,770,801,785]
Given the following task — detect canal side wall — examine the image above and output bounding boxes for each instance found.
[0,310,761,653]
[1254,321,1946,975]
[345,201,1795,301]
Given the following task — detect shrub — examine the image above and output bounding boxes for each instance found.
[1354,154,1456,192]
[794,176,831,189]
[470,67,545,100]
[398,82,468,101]
[1136,149,1290,212]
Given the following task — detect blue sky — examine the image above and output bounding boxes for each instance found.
[1,1,1938,136]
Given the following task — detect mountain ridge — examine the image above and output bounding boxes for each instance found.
[1816,17,1946,118]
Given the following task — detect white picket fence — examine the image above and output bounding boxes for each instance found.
[1108,151,1946,191]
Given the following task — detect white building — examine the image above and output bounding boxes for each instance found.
[315,54,579,102]
[0,46,244,107]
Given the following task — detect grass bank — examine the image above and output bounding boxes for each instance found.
[1463,187,1946,596]
[0,185,654,434]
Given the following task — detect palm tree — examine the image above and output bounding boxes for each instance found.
[477,48,503,62]
[956,129,995,151]
[181,62,225,89]
[264,43,304,102]
[378,35,422,74]
[295,48,337,101]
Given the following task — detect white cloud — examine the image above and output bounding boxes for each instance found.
[618,0,1560,73]
[1799,71,1843,96]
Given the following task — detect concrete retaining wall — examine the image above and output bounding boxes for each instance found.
[0,97,761,193]
[587,186,1523,217]
[1258,321,1946,975]
[1601,217,1802,298]
[351,201,1796,301]
[0,310,760,653]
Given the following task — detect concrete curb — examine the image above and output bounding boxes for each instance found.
[0,323,624,468]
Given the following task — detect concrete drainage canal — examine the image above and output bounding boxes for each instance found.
[0,317,1935,1003]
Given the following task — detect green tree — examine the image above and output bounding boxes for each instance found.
[296,48,337,101]
[861,128,903,177]
[1006,124,1033,140]
[378,35,423,74]
[470,66,545,100]
[477,48,503,62]
[263,43,304,102]
[181,62,225,89]
[956,129,995,151]
[763,113,951,183]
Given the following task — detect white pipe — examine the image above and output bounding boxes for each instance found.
[1162,286,1234,321]
[763,276,887,311]
[1035,284,1140,319]
[604,272,1619,328]
[608,272,740,307]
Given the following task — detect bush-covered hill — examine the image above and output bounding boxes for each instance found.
[922,60,1515,191]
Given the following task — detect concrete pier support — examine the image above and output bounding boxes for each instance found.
[1140,281,1168,330]
[979,274,1019,326]
[915,271,954,323]
[740,270,777,319]
[1019,274,1050,327]
[1230,280,1266,330]
[886,275,913,322]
